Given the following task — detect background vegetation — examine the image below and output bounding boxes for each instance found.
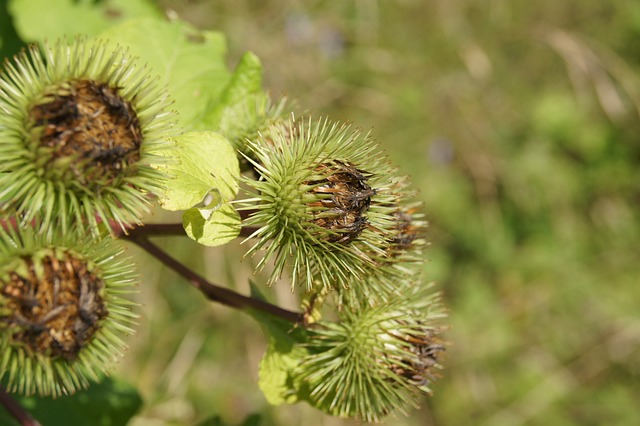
[2,0,640,425]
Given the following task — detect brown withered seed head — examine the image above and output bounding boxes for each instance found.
[389,209,420,254]
[389,327,445,387]
[306,160,377,244]
[0,252,108,361]
[29,79,142,185]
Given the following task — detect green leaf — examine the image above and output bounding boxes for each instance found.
[199,51,264,131]
[8,0,161,43]
[248,283,309,406]
[222,52,263,104]
[258,332,308,406]
[183,201,241,247]
[99,17,232,130]
[0,376,142,426]
[0,0,24,59]
[159,131,239,211]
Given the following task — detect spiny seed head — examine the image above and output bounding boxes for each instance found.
[241,116,415,292]
[296,283,447,422]
[0,38,176,233]
[0,221,138,396]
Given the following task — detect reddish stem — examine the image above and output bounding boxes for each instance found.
[122,222,259,239]
[0,387,42,426]
[123,223,185,237]
[124,235,303,324]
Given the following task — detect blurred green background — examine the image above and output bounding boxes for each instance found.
[4,0,640,425]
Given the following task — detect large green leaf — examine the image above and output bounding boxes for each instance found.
[99,18,232,130]
[8,0,161,43]
[198,51,264,131]
[0,376,142,426]
[159,131,239,211]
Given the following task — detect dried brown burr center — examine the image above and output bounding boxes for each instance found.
[389,328,445,387]
[0,252,108,361]
[390,210,420,253]
[30,79,142,183]
[306,160,376,244]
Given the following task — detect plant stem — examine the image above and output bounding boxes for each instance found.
[125,223,186,237]
[0,387,42,426]
[124,235,303,324]
[123,222,260,239]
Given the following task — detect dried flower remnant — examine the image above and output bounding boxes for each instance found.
[30,79,142,186]
[386,204,427,261]
[386,324,446,390]
[306,160,376,244]
[1,251,108,361]
[391,210,419,250]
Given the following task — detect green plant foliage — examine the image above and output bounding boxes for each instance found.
[0,0,23,59]
[0,0,446,423]
[248,284,309,406]
[99,18,233,130]
[114,2,639,424]
[159,131,239,211]
[199,51,264,131]
[0,376,142,426]
[159,131,240,246]
[182,202,241,247]
[256,323,309,406]
[277,3,639,425]
[9,0,253,132]
[8,0,161,42]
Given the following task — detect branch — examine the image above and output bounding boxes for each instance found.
[124,223,186,237]
[0,387,42,426]
[124,235,303,324]
[122,222,259,239]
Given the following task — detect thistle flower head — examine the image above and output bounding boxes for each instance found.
[241,117,413,292]
[297,283,447,422]
[0,221,138,396]
[0,38,176,232]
